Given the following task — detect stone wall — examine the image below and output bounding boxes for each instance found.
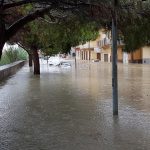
[0,61,26,81]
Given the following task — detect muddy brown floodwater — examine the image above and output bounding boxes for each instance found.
[0,61,150,150]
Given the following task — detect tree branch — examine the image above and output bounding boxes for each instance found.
[6,6,52,40]
[3,0,37,9]
[0,0,4,7]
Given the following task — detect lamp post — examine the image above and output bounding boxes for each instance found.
[111,0,148,115]
[112,0,118,115]
[75,48,77,69]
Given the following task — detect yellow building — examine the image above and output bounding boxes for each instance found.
[127,46,150,64]
[142,46,150,64]
[77,38,101,61]
[76,30,150,64]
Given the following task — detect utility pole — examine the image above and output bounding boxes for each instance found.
[112,0,118,115]
[75,48,77,69]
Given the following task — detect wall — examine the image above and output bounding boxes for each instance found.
[91,51,97,60]
[90,39,99,48]
[128,48,142,63]
[142,46,150,64]
[117,47,123,62]
[101,47,111,62]
[133,48,142,60]
[0,61,26,81]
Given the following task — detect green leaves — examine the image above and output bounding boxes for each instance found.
[22,16,99,55]
[55,19,99,53]
[0,47,28,66]
[123,18,150,52]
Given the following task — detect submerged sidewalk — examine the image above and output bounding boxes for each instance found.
[0,62,150,150]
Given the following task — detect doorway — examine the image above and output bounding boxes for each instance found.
[104,54,108,62]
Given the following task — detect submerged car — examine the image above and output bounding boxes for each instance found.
[48,57,62,66]
[92,59,100,62]
[57,62,71,68]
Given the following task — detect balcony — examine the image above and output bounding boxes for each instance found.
[98,38,124,48]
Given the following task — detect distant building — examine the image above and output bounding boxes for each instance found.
[127,46,150,64]
[75,30,124,63]
[75,30,150,64]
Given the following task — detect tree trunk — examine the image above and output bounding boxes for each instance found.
[32,50,40,74]
[29,54,33,67]
[0,17,6,59]
[0,40,5,59]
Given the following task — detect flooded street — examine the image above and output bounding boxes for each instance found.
[0,61,150,150]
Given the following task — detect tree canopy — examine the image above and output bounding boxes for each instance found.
[14,16,99,56]
[0,0,150,58]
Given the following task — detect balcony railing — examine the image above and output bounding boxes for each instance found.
[98,38,124,48]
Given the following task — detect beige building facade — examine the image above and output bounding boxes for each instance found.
[75,30,150,64]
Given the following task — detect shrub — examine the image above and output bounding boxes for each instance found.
[0,47,28,66]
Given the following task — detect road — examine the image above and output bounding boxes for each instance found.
[0,61,150,150]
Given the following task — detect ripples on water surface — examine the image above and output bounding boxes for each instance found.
[0,61,150,150]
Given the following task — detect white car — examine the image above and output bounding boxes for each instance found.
[57,62,71,68]
[48,57,62,66]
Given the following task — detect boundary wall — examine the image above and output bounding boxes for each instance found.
[0,61,26,81]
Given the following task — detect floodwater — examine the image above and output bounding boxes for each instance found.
[0,61,150,150]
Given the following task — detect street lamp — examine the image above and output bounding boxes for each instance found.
[111,0,148,115]
[112,0,118,115]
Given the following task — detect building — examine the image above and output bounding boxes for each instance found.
[74,30,150,64]
[76,40,101,61]
[76,30,124,63]
[127,46,150,64]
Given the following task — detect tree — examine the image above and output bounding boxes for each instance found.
[0,0,85,58]
[0,0,150,58]
[21,17,99,74]
[116,0,150,52]
[15,23,42,74]
[58,19,99,53]
[8,12,100,75]
[121,17,150,52]
[38,17,100,55]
